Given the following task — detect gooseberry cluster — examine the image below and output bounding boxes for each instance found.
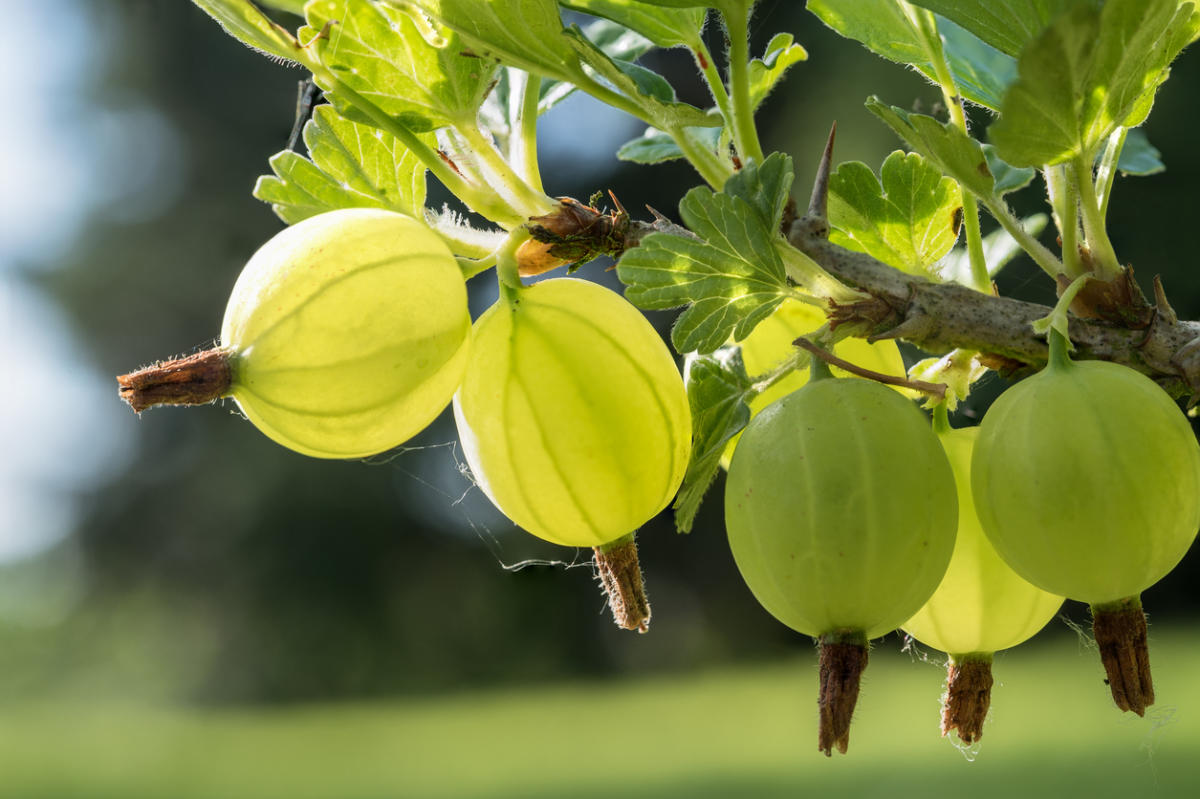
[122,0,1200,761]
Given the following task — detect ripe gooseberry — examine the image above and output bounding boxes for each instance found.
[722,299,905,467]
[902,415,1063,744]
[971,329,1200,715]
[119,208,471,459]
[455,278,690,549]
[725,359,957,755]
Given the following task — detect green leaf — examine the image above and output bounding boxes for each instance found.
[304,1,498,132]
[866,98,996,199]
[617,188,792,354]
[533,19,656,114]
[827,151,962,276]
[258,0,307,14]
[982,144,1036,194]
[616,126,722,164]
[399,0,588,87]
[563,27,717,128]
[1116,128,1165,176]
[672,349,755,534]
[989,0,1200,167]
[722,152,793,232]
[748,33,807,111]
[905,0,1083,57]
[938,213,1048,286]
[190,0,302,63]
[254,104,428,224]
[807,0,1017,110]
[559,0,707,48]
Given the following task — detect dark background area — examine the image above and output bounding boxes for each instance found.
[5,0,1200,708]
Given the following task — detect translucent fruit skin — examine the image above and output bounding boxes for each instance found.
[721,299,905,467]
[454,278,691,548]
[971,358,1200,604]
[725,378,958,639]
[903,426,1064,655]
[221,208,470,459]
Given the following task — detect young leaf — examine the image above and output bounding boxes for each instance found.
[617,188,793,354]
[866,98,997,199]
[673,349,755,534]
[524,19,656,115]
[827,151,962,276]
[560,0,707,48]
[304,0,498,131]
[989,0,1200,167]
[722,152,793,232]
[938,213,1048,286]
[254,105,429,224]
[616,127,723,165]
[904,0,1081,57]
[191,0,302,64]
[807,0,1016,110]
[748,33,807,111]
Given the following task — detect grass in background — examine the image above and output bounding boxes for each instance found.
[1,627,1198,798]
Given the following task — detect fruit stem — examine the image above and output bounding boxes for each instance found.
[1091,595,1154,716]
[594,534,651,633]
[931,403,951,435]
[942,652,994,744]
[117,348,233,413]
[1047,328,1073,371]
[817,630,868,756]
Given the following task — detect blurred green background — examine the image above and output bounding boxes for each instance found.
[3,0,1200,796]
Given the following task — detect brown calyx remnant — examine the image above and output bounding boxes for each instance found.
[593,534,650,633]
[817,632,868,756]
[518,195,632,277]
[942,653,994,744]
[117,348,233,413]
[1092,596,1154,716]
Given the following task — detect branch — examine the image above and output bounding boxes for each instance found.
[786,215,1200,400]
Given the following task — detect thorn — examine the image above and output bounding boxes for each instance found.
[607,189,628,219]
[646,205,671,225]
[1153,275,1178,325]
[807,121,837,221]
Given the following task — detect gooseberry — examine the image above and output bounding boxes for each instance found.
[722,299,905,467]
[902,418,1063,744]
[119,208,471,459]
[725,363,957,755]
[454,278,691,549]
[971,329,1200,715]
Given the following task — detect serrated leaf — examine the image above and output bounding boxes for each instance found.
[399,0,589,87]
[1116,128,1165,176]
[535,19,655,113]
[866,98,996,199]
[722,152,793,232]
[191,0,302,63]
[748,33,807,110]
[560,0,707,48]
[937,213,1048,286]
[905,0,1082,57]
[982,144,1036,194]
[254,104,428,224]
[989,0,1200,167]
[304,0,497,132]
[673,349,755,533]
[564,27,717,128]
[617,188,792,354]
[827,151,962,276]
[616,126,722,164]
[807,0,1017,110]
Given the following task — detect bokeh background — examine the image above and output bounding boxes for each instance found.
[3,1,1200,796]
